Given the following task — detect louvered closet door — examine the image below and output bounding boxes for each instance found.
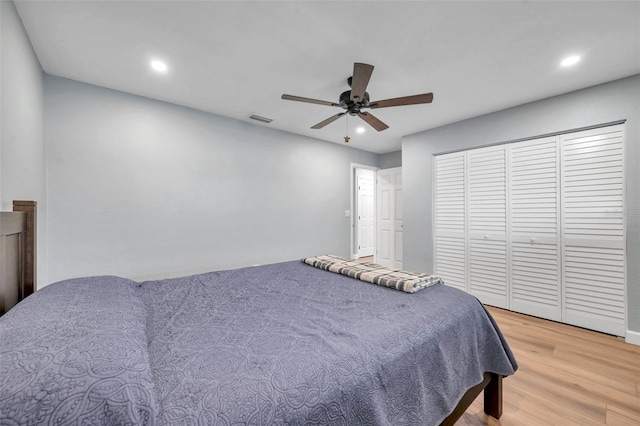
[509,137,562,321]
[467,145,508,308]
[434,152,467,291]
[561,124,626,336]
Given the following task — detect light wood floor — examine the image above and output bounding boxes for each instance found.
[459,306,640,425]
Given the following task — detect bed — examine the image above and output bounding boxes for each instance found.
[0,201,517,425]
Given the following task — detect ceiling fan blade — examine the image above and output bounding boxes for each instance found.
[358,112,389,132]
[350,63,374,102]
[369,93,434,109]
[311,112,346,129]
[282,94,339,107]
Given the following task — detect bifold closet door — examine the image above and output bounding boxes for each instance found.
[434,146,510,307]
[467,145,509,308]
[509,137,562,321]
[561,125,626,336]
[433,152,467,291]
[434,123,626,336]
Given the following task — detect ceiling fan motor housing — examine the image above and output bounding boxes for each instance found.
[339,90,370,113]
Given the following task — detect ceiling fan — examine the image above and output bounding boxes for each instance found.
[281,62,433,132]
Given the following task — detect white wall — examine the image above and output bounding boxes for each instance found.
[379,150,402,169]
[45,76,378,284]
[0,0,47,286]
[402,74,640,335]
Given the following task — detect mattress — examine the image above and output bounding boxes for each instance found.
[0,260,517,425]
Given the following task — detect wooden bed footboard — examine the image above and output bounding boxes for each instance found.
[440,372,503,426]
[0,200,36,315]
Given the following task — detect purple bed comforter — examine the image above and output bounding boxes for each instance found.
[0,261,516,425]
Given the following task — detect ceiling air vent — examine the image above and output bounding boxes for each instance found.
[249,114,273,124]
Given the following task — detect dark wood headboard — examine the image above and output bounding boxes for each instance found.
[0,200,37,315]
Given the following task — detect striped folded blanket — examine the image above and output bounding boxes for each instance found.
[303,255,441,294]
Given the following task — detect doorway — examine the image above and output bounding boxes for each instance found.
[350,164,403,268]
[355,168,375,258]
[350,164,378,260]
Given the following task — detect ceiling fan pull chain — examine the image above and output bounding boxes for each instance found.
[344,114,350,143]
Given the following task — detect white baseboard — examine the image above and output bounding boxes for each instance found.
[626,329,640,346]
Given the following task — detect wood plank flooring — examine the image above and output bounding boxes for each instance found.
[458,307,640,425]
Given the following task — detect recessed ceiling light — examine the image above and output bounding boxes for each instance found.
[356,127,365,134]
[560,55,581,67]
[150,60,168,73]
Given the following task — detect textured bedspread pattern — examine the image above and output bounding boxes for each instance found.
[0,277,156,425]
[0,261,516,425]
[303,254,441,293]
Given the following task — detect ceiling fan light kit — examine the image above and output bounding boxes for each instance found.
[282,62,434,133]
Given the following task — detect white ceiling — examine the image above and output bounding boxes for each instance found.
[14,0,640,154]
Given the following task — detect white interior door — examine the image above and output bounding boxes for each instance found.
[467,145,509,308]
[509,136,561,321]
[356,168,375,257]
[376,167,402,268]
[434,153,467,291]
[561,125,626,336]
[393,174,403,269]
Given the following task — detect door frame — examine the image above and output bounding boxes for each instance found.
[350,163,379,260]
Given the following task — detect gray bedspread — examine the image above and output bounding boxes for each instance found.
[0,261,517,425]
